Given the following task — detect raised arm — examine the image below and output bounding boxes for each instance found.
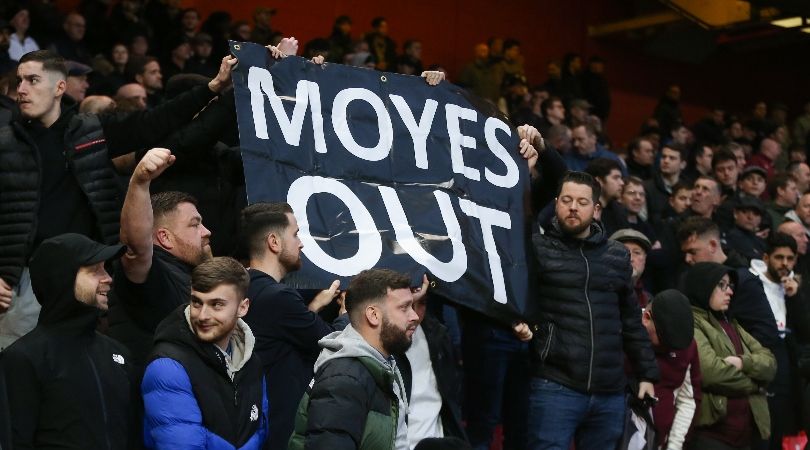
[120,148,175,284]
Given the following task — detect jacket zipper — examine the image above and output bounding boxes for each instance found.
[541,323,554,361]
[86,351,112,450]
[580,246,595,391]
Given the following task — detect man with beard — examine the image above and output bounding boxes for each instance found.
[240,202,348,450]
[748,233,808,448]
[141,257,269,449]
[108,148,214,367]
[289,268,422,450]
[512,171,658,450]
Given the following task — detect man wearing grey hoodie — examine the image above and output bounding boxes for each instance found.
[289,268,423,450]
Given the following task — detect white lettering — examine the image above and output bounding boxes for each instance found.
[332,88,393,161]
[445,104,480,181]
[389,95,438,169]
[458,199,512,304]
[378,186,467,281]
[484,118,519,188]
[287,176,382,276]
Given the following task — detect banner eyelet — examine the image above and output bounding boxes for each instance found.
[234,44,241,51]
[380,75,387,82]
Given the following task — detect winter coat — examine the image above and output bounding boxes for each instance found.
[530,219,659,393]
[141,305,269,450]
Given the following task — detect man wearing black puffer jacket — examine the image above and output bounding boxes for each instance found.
[0,49,236,350]
[514,171,659,450]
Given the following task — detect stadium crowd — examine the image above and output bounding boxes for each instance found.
[0,2,809,450]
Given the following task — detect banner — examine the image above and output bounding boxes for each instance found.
[231,41,530,322]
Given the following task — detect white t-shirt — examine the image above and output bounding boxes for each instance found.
[405,324,444,449]
[9,35,39,61]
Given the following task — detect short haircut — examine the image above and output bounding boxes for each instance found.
[768,173,797,199]
[239,202,293,258]
[661,143,687,161]
[502,38,520,51]
[345,269,411,324]
[125,55,158,82]
[585,157,623,180]
[18,50,68,79]
[677,216,720,244]
[546,124,570,141]
[540,96,563,117]
[625,175,644,189]
[711,148,737,170]
[151,191,198,227]
[557,171,601,203]
[191,256,249,300]
[403,40,420,51]
[671,180,692,196]
[695,175,721,196]
[575,122,598,137]
[628,137,650,158]
[766,232,798,255]
[787,161,807,175]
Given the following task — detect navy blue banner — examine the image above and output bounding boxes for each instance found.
[230,41,529,322]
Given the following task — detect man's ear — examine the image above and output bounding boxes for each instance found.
[155,228,173,249]
[267,232,281,254]
[54,78,66,97]
[365,304,381,327]
[237,298,250,318]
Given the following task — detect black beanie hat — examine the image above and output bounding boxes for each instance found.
[649,289,694,350]
[683,262,737,312]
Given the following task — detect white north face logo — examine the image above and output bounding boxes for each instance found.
[112,354,125,365]
[250,405,258,422]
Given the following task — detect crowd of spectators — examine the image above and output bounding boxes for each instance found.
[0,2,810,450]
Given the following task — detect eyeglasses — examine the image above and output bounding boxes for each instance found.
[717,280,734,292]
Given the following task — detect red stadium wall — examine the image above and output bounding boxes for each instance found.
[59,0,810,146]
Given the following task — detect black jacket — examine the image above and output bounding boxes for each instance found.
[395,314,467,442]
[530,219,659,393]
[0,84,217,287]
[0,234,139,450]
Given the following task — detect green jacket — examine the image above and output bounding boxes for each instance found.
[289,325,405,450]
[692,306,776,439]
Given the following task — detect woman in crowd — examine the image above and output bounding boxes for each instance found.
[683,262,776,449]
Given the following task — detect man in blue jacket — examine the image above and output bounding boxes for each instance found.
[141,257,269,450]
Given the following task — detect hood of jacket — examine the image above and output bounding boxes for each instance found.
[29,233,117,331]
[153,304,256,378]
[314,324,390,374]
[683,262,737,315]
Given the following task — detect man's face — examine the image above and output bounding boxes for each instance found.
[714,160,738,188]
[112,44,128,66]
[733,208,762,233]
[194,42,212,59]
[16,62,63,121]
[64,14,86,42]
[547,100,565,122]
[379,287,419,355]
[172,43,192,61]
[181,11,199,31]
[74,261,113,311]
[571,126,596,156]
[190,284,248,349]
[11,9,30,32]
[691,178,720,217]
[764,247,796,281]
[599,169,624,202]
[279,213,303,273]
[622,183,645,215]
[777,181,799,207]
[778,221,808,255]
[632,140,655,166]
[659,148,684,177]
[164,202,212,266]
[696,146,714,174]
[65,74,88,102]
[474,44,488,60]
[681,234,715,265]
[793,163,810,193]
[733,148,746,169]
[796,193,810,227]
[761,139,781,161]
[138,61,163,92]
[739,173,766,197]
[406,42,422,59]
[118,83,147,110]
[623,241,647,281]
[375,20,389,35]
[669,188,692,214]
[641,306,659,347]
[555,182,595,238]
[671,126,690,145]
[504,45,520,61]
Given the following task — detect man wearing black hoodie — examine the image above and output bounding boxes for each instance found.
[0,233,138,449]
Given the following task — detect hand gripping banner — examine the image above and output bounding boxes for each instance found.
[231,41,530,323]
